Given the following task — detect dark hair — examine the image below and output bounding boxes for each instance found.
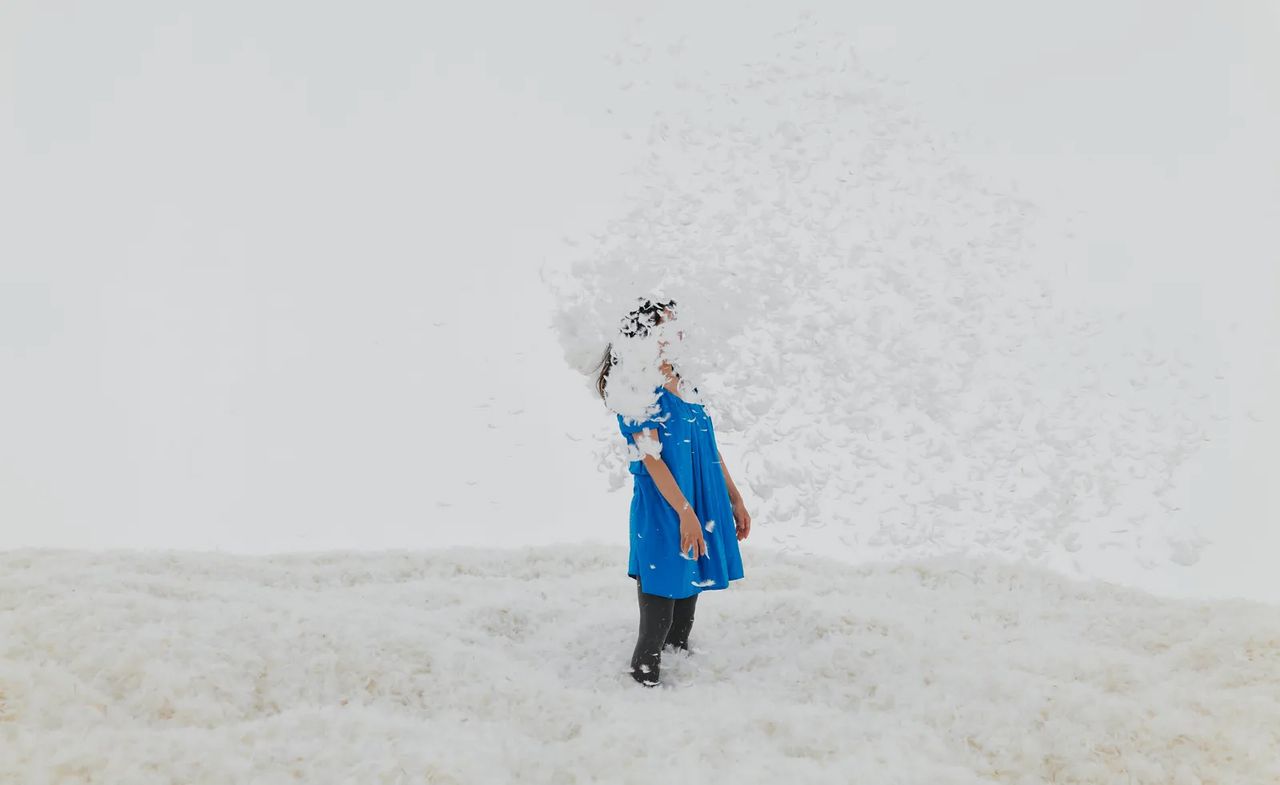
[595,298,677,402]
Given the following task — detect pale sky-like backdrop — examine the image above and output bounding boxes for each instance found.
[2,0,1277,601]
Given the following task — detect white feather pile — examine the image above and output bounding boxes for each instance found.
[3,546,1276,784]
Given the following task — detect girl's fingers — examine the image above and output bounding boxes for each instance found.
[680,537,707,559]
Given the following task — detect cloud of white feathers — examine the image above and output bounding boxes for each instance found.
[542,20,1223,575]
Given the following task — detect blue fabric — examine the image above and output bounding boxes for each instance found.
[617,386,746,598]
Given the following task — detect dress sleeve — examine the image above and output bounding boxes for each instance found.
[617,398,668,438]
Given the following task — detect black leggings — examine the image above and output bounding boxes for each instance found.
[630,577,698,683]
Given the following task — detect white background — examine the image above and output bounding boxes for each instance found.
[2,1,1277,600]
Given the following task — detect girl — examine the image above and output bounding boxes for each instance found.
[594,297,750,687]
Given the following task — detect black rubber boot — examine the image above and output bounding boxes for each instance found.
[630,580,674,686]
[664,593,698,653]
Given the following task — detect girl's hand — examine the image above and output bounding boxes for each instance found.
[679,509,708,559]
[732,498,752,541]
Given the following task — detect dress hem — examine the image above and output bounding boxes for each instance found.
[627,571,744,599]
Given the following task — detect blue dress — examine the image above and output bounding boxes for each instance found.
[617,385,746,598]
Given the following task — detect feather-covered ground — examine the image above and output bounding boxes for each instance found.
[3,545,1277,784]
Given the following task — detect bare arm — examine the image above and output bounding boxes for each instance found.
[633,430,692,516]
[717,448,743,505]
